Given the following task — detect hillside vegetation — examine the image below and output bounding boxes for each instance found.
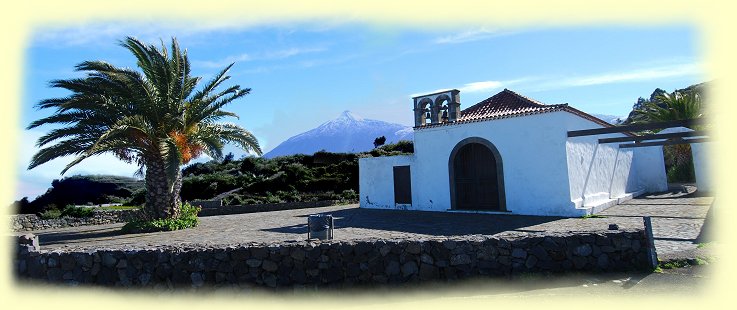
[623,82,706,125]
[13,175,144,214]
[181,140,413,205]
[12,141,414,214]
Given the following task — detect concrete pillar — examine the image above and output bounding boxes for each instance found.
[691,142,711,193]
[633,146,668,193]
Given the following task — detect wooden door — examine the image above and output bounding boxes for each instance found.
[453,143,500,210]
[393,166,412,205]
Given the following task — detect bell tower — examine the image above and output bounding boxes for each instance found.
[412,89,461,127]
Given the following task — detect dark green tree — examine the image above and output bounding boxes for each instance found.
[373,135,386,148]
[633,91,703,124]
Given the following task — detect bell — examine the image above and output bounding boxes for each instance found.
[425,111,431,119]
[441,110,449,122]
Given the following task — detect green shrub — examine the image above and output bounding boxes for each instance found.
[40,208,62,220]
[121,203,201,234]
[369,140,414,157]
[340,189,358,202]
[667,161,695,183]
[276,190,303,202]
[242,198,261,205]
[61,205,94,218]
[263,192,283,204]
[123,188,146,206]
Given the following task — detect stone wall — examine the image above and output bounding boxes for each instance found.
[197,200,339,217]
[10,210,142,232]
[10,201,343,231]
[189,200,222,209]
[14,229,654,289]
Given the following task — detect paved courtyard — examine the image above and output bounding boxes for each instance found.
[30,187,713,260]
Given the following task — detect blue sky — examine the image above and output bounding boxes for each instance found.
[16,21,702,200]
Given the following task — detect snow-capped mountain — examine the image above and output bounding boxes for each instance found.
[592,114,626,125]
[263,111,413,158]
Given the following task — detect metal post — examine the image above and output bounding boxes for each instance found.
[307,216,312,239]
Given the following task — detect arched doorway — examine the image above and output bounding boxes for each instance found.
[449,137,506,211]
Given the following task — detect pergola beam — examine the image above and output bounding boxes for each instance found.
[619,138,711,148]
[599,130,707,144]
[568,119,703,137]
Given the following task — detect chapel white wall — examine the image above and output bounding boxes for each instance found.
[358,155,415,210]
[563,114,640,212]
[359,110,672,217]
[410,112,574,216]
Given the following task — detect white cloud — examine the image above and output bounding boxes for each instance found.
[266,47,325,59]
[192,53,254,69]
[565,63,701,87]
[433,28,516,45]
[459,81,504,93]
[193,47,327,69]
[414,63,701,98]
[408,88,454,98]
[405,62,700,100]
[29,21,252,48]
[531,63,702,91]
[410,78,526,98]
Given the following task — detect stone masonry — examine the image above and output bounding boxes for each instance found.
[14,229,652,289]
[10,210,142,232]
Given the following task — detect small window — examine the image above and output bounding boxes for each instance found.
[393,166,412,205]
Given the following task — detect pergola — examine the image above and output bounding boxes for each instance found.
[567,118,709,147]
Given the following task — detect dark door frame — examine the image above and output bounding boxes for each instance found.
[448,137,507,211]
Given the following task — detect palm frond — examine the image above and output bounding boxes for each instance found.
[188,63,234,102]
[29,36,262,218]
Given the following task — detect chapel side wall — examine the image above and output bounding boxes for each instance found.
[563,114,639,209]
[412,112,574,216]
[359,155,414,210]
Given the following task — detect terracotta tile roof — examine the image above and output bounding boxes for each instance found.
[415,88,614,130]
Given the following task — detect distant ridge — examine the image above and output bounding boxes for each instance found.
[263,111,413,158]
[591,114,626,125]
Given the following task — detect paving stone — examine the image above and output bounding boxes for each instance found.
[29,191,711,262]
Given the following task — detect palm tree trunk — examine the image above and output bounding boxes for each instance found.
[171,169,182,218]
[144,159,181,219]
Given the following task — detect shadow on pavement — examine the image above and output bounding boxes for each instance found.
[261,208,563,236]
[35,226,140,246]
[694,199,715,244]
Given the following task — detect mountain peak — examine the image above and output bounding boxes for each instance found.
[263,111,413,158]
[337,110,363,122]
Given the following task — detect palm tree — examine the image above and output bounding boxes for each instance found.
[633,90,703,124]
[27,37,262,220]
[633,90,704,181]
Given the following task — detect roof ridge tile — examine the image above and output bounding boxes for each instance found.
[414,89,616,131]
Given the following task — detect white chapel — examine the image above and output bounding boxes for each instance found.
[358,89,672,217]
